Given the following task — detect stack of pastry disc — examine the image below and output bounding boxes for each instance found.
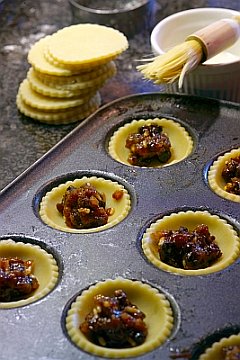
[16,24,129,125]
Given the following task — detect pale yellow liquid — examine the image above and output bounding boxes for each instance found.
[204,51,240,64]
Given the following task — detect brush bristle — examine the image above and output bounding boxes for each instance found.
[233,14,240,24]
[137,39,203,87]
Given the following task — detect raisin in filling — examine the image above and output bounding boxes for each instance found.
[152,224,222,270]
[0,257,39,301]
[56,183,113,229]
[222,345,240,360]
[125,124,171,166]
[80,289,148,348]
[222,155,240,195]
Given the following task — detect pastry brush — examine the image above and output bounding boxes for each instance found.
[137,14,240,88]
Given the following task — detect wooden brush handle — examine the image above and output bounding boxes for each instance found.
[187,18,240,61]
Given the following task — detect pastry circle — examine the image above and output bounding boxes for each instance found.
[35,61,116,86]
[65,278,174,358]
[32,61,116,87]
[208,148,240,203]
[27,63,116,97]
[0,239,58,308]
[28,36,78,76]
[108,118,193,167]
[18,79,93,110]
[142,210,240,276]
[28,35,116,76]
[39,176,131,233]
[27,68,96,98]
[199,333,240,360]
[16,92,101,125]
[47,24,128,66]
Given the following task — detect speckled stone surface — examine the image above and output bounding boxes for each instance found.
[0,0,239,190]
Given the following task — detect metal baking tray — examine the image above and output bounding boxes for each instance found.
[0,93,239,360]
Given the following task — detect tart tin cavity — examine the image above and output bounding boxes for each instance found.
[177,325,240,359]
[39,175,131,233]
[208,147,240,203]
[65,277,174,358]
[108,117,194,167]
[199,333,240,360]
[142,210,240,276]
[0,239,59,308]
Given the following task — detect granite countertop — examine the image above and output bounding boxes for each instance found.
[0,0,239,191]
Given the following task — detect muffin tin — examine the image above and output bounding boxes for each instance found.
[0,92,239,360]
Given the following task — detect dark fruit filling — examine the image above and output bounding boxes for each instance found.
[222,155,240,195]
[0,257,39,301]
[125,124,171,166]
[152,224,222,270]
[80,289,148,348]
[56,183,114,229]
[222,345,240,360]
